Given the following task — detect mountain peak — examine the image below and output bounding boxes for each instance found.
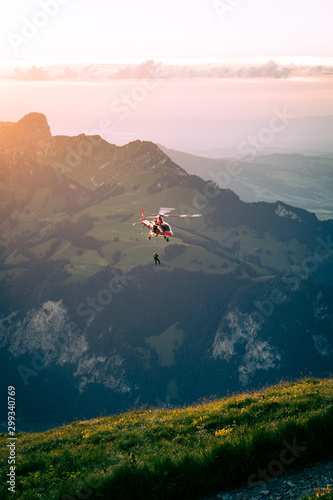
[18,111,49,123]
[16,112,51,138]
[0,112,52,153]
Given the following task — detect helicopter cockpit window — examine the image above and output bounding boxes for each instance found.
[161,224,170,233]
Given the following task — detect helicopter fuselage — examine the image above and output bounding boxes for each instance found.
[143,216,173,239]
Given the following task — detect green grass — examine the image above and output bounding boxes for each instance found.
[1,174,316,283]
[29,238,60,258]
[303,488,333,500]
[1,378,333,500]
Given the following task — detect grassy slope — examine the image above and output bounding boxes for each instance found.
[1,189,308,284]
[1,378,333,500]
[0,198,251,283]
[0,163,323,284]
[305,490,333,500]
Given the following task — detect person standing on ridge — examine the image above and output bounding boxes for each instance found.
[154,252,161,265]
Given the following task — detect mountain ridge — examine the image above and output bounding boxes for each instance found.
[1,112,333,427]
[0,112,52,153]
[158,144,333,220]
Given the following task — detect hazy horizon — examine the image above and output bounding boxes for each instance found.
[1,76,332,155]
[1,1,332,154]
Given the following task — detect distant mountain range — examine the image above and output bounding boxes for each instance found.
[1,113,332,428]
[179,115,333,158]
[158,145,333,220]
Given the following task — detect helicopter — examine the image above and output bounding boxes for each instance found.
[134,208,201,241]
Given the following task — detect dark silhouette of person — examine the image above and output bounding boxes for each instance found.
[154,252,161,265]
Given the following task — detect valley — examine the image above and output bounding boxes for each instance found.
[0,113,332,427]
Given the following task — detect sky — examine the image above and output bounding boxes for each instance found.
[0,0,332,153]
[1,0,333,62]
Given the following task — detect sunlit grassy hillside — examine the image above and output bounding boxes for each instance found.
[1,378,333,500]
[305,488,333,500]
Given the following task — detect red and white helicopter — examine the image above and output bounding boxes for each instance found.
[134,208,201,241]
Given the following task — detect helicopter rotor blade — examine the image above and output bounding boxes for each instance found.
[158,207,176,216]
[164,214,202,218]
[148,207,202,218]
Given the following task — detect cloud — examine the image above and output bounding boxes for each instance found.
[1,60,333,82]
[13,65,51,81]
[110,59,161,79]
[1,64,79,81]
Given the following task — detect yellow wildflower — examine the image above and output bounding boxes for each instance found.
[215,428,232,437]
